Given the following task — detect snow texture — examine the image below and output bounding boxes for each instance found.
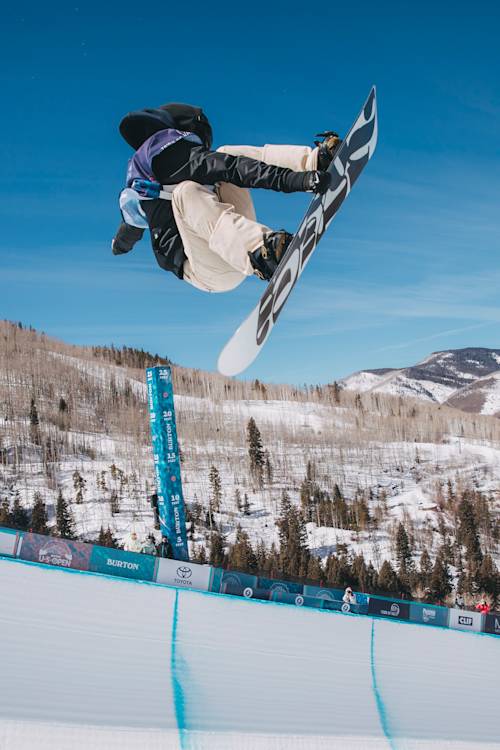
[0,557,499,749]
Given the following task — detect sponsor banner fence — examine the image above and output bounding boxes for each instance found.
[0,528,19,557]
[19,532,92,571]
[271,591,325,609]
[368,597,410,621]
[448,608,483,633]
[155,557,211,591]
[409,602,449,628]
[0,529,19,557]
[90,546,156,582]
[217,570,259,597]
[483,613,500,636]
[303,585,343,602]
[258,576,303,596]
[146,366,189,561]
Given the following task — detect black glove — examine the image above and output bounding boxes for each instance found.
[112,223,145,255]
[302,170,331,194]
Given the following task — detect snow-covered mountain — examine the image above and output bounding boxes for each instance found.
[1,323,499,590]
[341,348,500,414]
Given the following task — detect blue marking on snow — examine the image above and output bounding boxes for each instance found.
[371,619,396,749]
[171,589,187,749]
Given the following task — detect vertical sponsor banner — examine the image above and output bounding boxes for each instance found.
[146,366,189,561]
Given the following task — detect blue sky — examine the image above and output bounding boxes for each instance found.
[1,1,499,384]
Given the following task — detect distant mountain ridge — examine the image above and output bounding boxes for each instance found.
[341,348,500,416]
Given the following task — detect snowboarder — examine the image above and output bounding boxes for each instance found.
[112,102,341,291]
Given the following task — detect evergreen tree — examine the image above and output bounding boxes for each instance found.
[209,465,222,513]
[377,560,399,594]
[97,525,119,548]
[331,381,341,404]
[457,495,483,590]
[419,549,432,589]
[352,553,370,591]
[110,490,120,515]
[246,418,265,487]
[264,451,273,485]
[30,492,48,534]
[191,497,203,524]
[255,540,268,572]
[227,526,257,572]
[233,487,242,513]
[429,549,452,603]
[209,530,226,567]
[395,522,414,590]
[72,470,86,505]
[478,555,499,601]
[0,498,11,527]
[276,491,310,578]
[55,490,75,539]
[11,494,30,530]
[243,493,251,516]
[58,397,68,413]
[29,397,41,445]
[324,548,354,589]
[29,397,39,426]
[306,554,323,582]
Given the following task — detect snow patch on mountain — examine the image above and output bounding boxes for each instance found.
[341,347,500,415]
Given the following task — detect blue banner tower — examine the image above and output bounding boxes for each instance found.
[146,366,189,561]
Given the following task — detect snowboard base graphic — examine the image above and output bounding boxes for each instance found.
[217,87,378,377]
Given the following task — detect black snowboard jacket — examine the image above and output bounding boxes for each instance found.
[116,138,314,280]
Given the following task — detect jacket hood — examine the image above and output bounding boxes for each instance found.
[119,103,213,150]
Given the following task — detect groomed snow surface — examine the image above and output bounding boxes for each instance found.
[0,558,499,750]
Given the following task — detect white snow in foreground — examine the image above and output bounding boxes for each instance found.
[0,557,499,749]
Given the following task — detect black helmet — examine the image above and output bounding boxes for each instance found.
[119,102,212,150]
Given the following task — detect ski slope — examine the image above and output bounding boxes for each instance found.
[0,558,498,750]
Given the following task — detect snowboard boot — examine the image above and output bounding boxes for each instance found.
[249,230,293,281]
[314,131,343,171]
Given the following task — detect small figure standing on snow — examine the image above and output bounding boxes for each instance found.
[113,102,341,290]
[156,535,173,559]
[343,586,357,606]
[476,599,491,615]
[141,534,157,556]
[123,531,142,553]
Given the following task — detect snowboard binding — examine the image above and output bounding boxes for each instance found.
[249,230,293,281]
[314,131,343,171]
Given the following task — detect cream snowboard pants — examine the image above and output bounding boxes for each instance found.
[171,144,318,293]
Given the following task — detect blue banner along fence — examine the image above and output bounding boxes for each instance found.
[146,366,189,561]
[1,526,498,637]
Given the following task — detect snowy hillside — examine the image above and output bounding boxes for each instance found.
[1,322,499,602]
[341,347,500,413]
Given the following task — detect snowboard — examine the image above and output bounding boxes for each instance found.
[217,86,378,377]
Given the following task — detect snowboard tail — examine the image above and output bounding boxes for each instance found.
[218,87,378,377]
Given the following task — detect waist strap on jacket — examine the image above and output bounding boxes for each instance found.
[120,179,215,228]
